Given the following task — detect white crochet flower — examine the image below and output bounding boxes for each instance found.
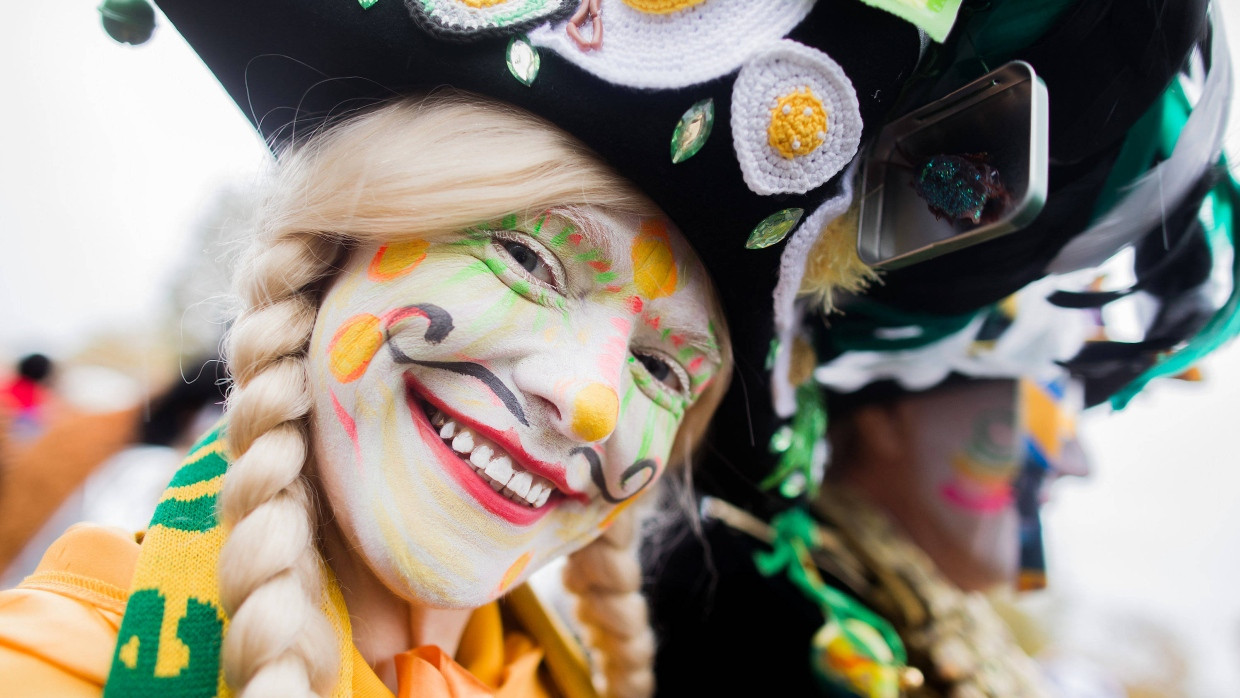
[409,0,572,37]
[528,0,815,89]
[731,40,862,196]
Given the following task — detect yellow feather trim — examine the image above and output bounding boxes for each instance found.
[798,202,880,315]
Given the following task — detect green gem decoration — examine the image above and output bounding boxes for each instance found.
[506,35,541,87]
[670,98,715,164]
[358,0,379,8]
[779,471,808,498]
[769,425,794,453]
[746,208,805,249]
[759,382,829,498]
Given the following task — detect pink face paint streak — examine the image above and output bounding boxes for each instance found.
[597,317,632,381]
[329,389,363,470]
[939,483,1014,514]
[939,409,1019,514]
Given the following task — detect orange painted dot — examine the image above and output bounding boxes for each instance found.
[327,314,384,383]
[570,383,619,442]
[498,551,532,594]
[368,240,430,281]
[631,219,678,299]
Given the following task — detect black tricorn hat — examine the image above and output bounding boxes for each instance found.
[151,0,923,485]
[149,0,1218,505]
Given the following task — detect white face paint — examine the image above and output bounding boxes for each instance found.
[307,207,722,608]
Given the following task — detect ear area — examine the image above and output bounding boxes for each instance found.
[851,401,907,466]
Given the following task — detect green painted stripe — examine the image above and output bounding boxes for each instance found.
[470,288,521,334]
[620,379,637,414]
[636,407,656,460]
[446,259,491,286]
[551,225,572,248]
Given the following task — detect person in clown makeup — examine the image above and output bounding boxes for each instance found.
[0,0,932,693]
[0,96,734,697]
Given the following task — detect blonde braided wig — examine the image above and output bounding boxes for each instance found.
[218,95,731,697]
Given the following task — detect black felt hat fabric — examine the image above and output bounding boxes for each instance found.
[153,0,922,475]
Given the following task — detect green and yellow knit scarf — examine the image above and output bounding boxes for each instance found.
[103,423,356,697]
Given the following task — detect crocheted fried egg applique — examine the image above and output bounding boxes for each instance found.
[405,0,576,40]
[528,0,815,89]
[732,40,862,196]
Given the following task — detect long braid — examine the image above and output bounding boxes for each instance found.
[218,232,342,696]
[563,505,656,698]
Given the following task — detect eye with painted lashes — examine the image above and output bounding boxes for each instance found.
[489,232,566,294]
[630,349,692,405]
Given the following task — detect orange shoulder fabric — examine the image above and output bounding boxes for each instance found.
[0,523,139,697]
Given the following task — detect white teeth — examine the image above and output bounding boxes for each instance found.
[484,456,513,487]
[527,482,546,503]
[506,471,533,498]
[423,405,556,509]
[469,444,494,468]
[451,431,474,454]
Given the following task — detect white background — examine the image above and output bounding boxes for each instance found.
[2,2,1240,695]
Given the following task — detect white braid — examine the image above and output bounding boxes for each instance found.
[218,234,342,697]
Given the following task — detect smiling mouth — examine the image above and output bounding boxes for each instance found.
[423,405,557,509]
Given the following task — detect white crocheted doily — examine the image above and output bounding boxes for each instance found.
[528,0,815,89]
[731,40,861,196]
[408,0,572,37]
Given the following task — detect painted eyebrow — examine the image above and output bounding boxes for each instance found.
[656,324,722,364]
[546,207,621,257]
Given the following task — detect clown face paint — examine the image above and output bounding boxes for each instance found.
[891,380,1022,590]
[307,208,722,609]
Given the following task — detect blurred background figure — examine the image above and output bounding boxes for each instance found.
[0,355,225,587]
[1,354,57,441]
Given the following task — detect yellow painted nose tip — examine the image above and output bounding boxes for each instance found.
[570,383,620,442]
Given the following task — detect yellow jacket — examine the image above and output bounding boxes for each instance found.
[0,524,595,697]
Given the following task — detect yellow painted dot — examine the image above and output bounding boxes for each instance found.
[621,0,708,13]
[118,635,139,669]
[368,240,430,281]
[631,219,678,300]
[570,383,619,442]
[768,87,828,159]
[328,314,384,383]
[498,551,532,594]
